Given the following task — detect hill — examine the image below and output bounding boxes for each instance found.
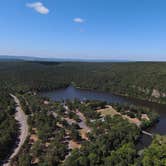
[0,61,165,104]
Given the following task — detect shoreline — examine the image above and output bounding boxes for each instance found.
[39,85,166,107]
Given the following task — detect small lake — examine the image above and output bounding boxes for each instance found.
[40,85,166,148]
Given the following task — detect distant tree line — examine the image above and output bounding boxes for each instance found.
[0,61,166,165]
[0,61,166,104]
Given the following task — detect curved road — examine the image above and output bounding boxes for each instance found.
[3,94,29,166]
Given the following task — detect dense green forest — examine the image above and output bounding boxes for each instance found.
[0,61,165,103]
[8,94,166,166]
[0,91,18,164]
[0,61,166,165]
[142,135,166,165]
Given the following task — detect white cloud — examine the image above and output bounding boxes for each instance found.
[73,18,85,23]
[26,2,49,14]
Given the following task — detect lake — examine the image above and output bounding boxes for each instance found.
[40,85,166,148]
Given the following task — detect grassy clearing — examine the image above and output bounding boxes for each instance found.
[97,105,120,117]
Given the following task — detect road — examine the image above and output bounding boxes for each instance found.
[3,94,29,166]
[76,111,91,132]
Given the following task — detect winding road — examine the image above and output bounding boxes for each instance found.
[3,94,29,166]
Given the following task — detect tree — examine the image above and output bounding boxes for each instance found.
[142,135,166,166]
[104,143,136,166]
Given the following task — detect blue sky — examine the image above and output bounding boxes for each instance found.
[0,0,166,60]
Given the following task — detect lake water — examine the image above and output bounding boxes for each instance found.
[40,85,166,148]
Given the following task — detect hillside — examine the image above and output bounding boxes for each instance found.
[0,61,166,165]
[0,61,165,104]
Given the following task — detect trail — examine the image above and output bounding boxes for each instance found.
[3,94,29,166]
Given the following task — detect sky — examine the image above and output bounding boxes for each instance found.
[0,0,166,61]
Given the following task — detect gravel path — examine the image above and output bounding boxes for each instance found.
[3,94,29,166]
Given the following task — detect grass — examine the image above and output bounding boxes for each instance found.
[97,105,120,117]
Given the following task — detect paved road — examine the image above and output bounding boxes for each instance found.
[3,94,29,166]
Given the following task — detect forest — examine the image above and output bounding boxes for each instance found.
[8,94,166,166]
[0,61,166,165]
[0,61,165,104]
[0,91,18,164]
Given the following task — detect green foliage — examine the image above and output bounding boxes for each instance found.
[64,116,140,166]
[142,135,166,166]
[104,143,137,166]
[18,154,31,166]
[11,94,68,166]
[0,92,18,163]
[0,61,166,103]
[112,103,159,128]
[0,61,165,165]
